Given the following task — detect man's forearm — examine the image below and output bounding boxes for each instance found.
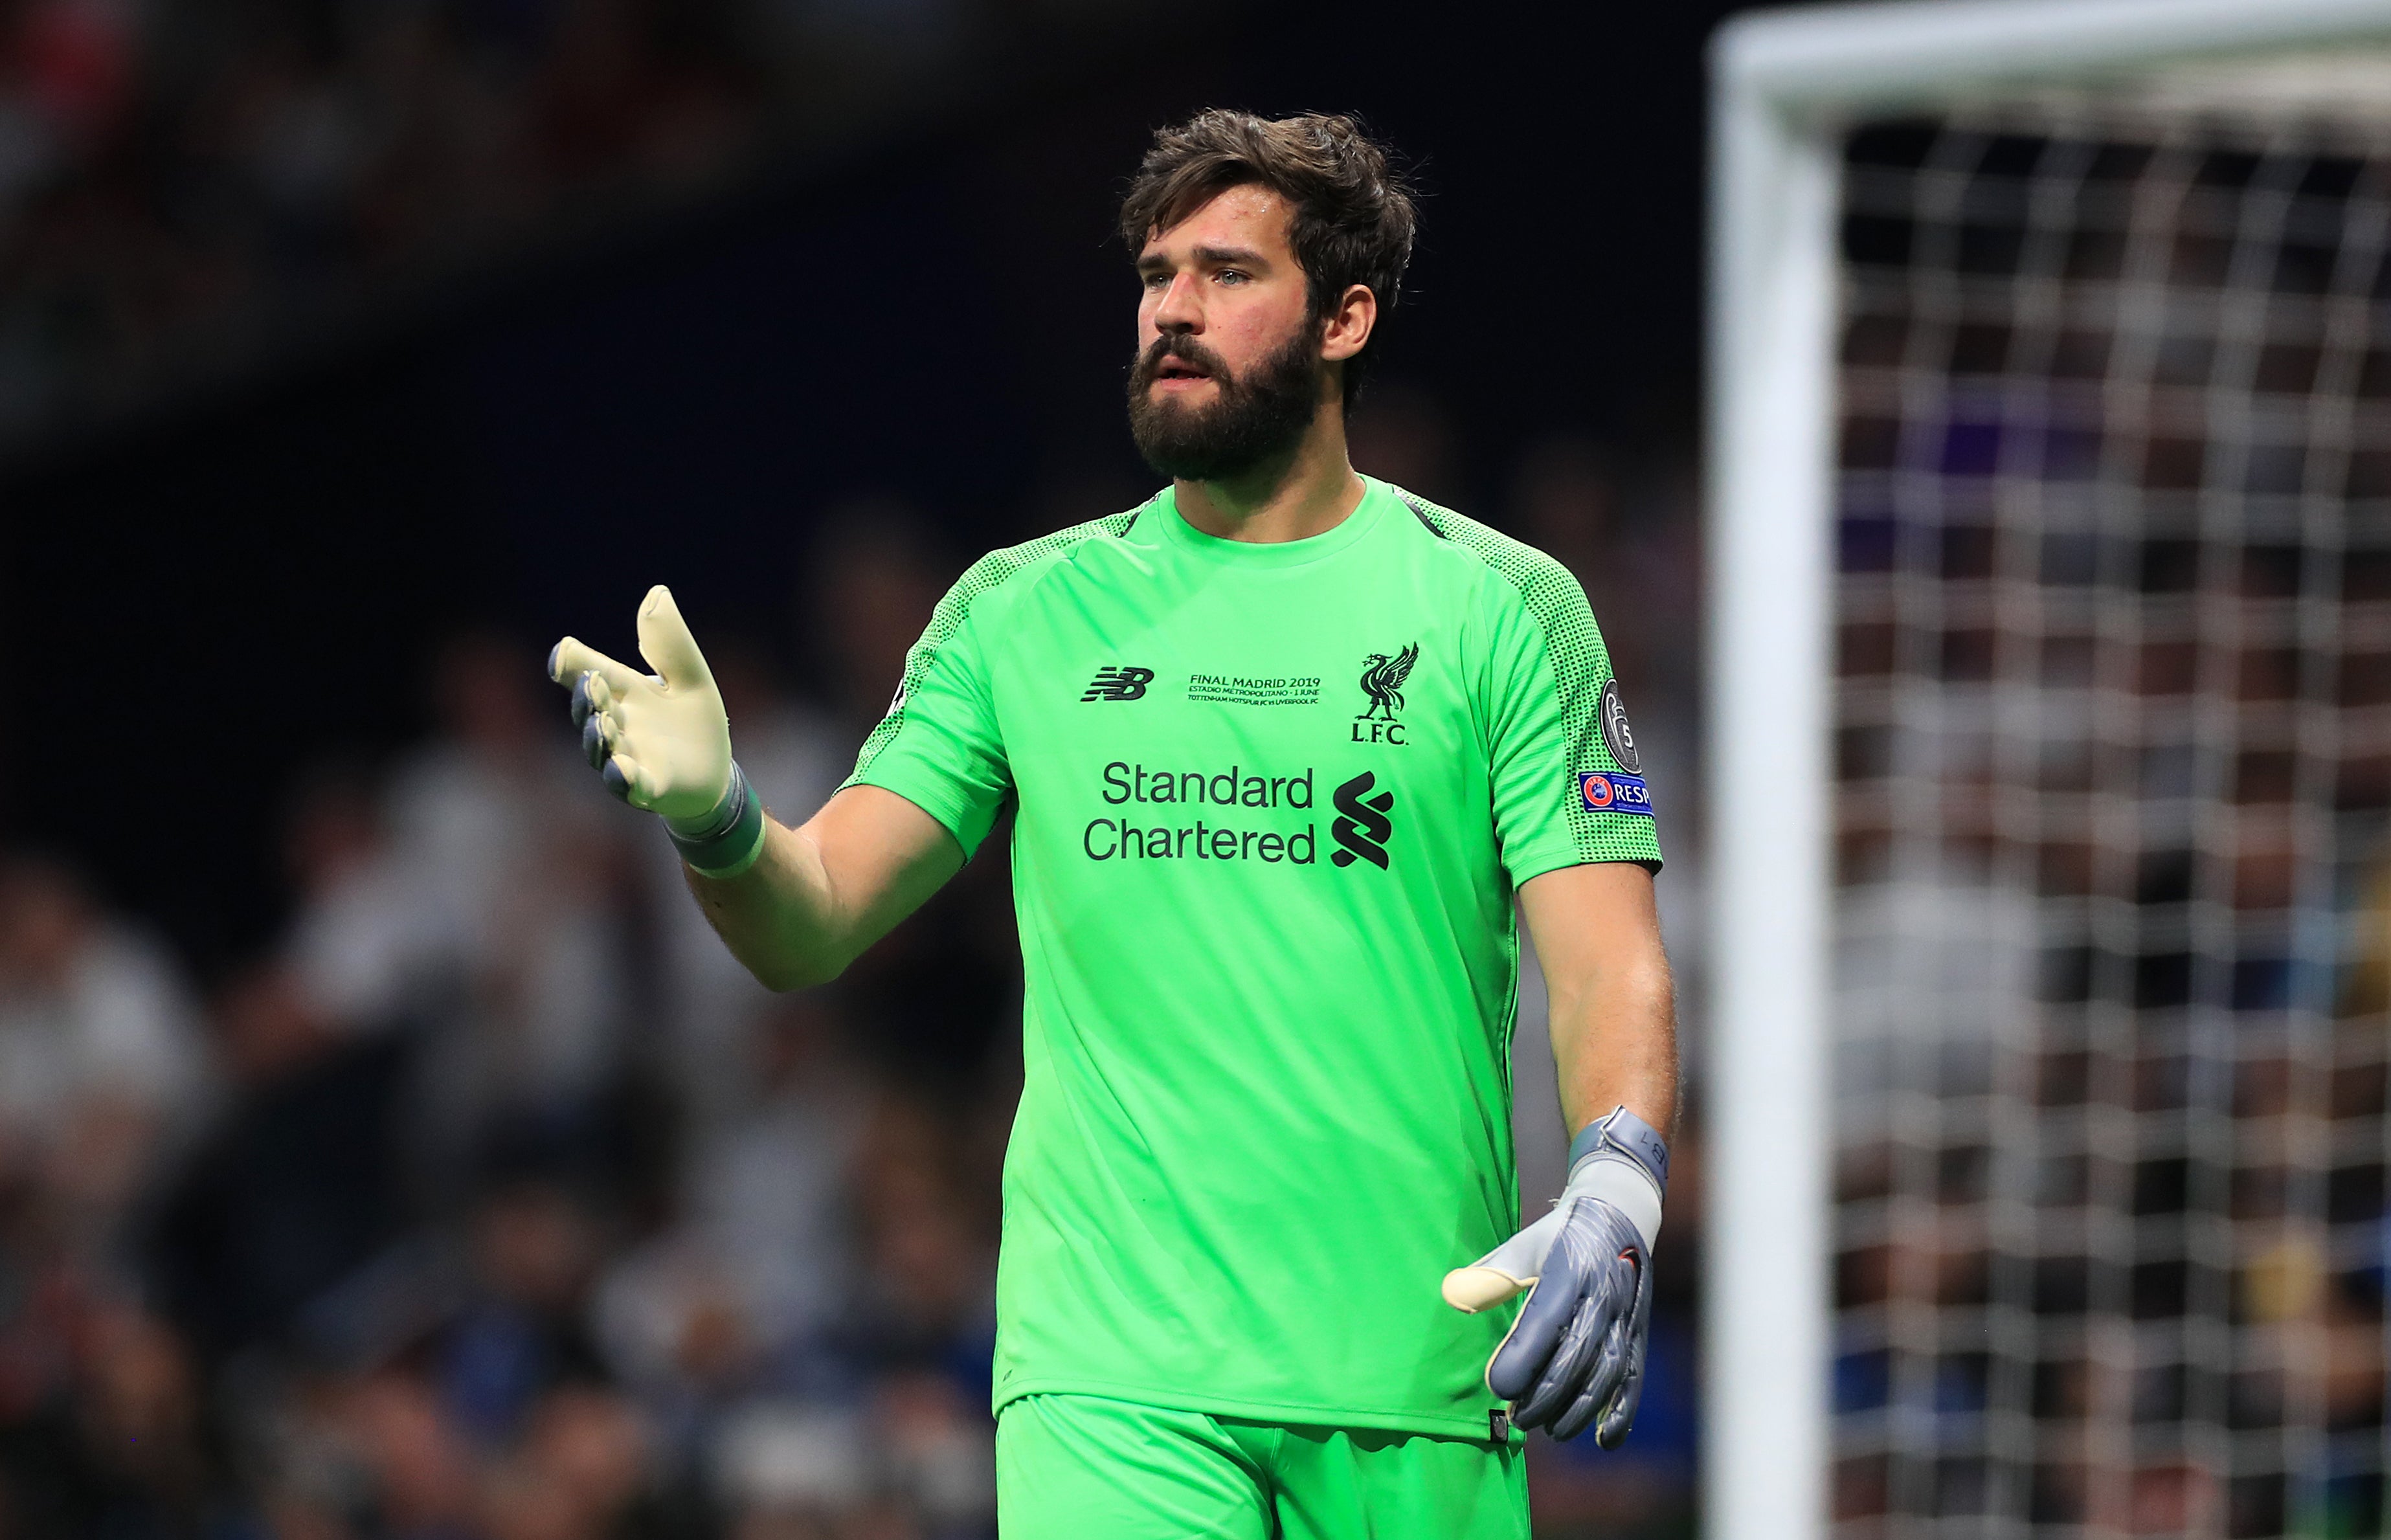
[1550,948,1678,1143]
[1518,862,1679,1143]
[684,818,853,992]
[683,785,964,993]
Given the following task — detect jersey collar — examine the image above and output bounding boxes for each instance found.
[1152,475,1391,568]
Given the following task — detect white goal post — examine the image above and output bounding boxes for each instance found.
[1706,5,2391,1540]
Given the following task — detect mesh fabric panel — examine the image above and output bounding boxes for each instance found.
[1395,487,1657,865]
[844,504,1149,787]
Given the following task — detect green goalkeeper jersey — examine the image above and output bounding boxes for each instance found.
[844,476,1661,1438]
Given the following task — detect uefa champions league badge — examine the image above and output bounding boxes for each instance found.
[1578,771,1654,817]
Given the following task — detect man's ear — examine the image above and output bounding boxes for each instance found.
[1321,283,1377,363]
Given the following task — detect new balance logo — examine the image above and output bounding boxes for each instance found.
[1330,771,1395,869]
[1081,666,1154,702]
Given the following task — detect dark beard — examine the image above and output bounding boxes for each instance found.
[1125,328,1324,482]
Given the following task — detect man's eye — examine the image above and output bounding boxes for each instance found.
[1215,269,1248,284]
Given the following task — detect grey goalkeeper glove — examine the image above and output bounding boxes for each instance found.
[1442,1105,1668,1445]
[547,585,768,879]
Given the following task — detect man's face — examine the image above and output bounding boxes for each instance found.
[1127,184,1327,482]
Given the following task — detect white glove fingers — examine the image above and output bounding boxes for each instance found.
[570,679,627,774]
[550,638,640,693]
[581,709,612,769]
[635,586,716,694]
[601,752,653,808]
[557,589,736,824]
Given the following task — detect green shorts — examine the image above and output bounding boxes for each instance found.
[994,1394,1528,1540]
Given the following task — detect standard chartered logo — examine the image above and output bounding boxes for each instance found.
[1101,762,1312,809]
[1329,772,1395,869]
[1081,760,1333,865]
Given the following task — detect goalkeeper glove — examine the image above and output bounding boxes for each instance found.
[547,585,767,878]
[1441,1104,1668,1445]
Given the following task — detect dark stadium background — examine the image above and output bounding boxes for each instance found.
[0,3,1745,1535]
[3,4,1736,960]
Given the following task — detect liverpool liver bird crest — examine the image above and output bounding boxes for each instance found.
[1358,643,1419,720]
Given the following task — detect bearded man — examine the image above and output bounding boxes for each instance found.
[549,109,1676,1539]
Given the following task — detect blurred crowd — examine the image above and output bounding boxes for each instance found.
[0,403,1707,1540]
[0,0,1005,444]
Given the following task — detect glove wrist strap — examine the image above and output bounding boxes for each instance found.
[667,763,767,878]
[1566,1104,1669,1189]
[1564,1105,1669,1251]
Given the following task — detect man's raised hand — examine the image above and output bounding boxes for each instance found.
[550,586,765,878]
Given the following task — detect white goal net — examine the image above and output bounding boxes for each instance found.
[1709,6,2391,1540]
[1830,104,2391,1537]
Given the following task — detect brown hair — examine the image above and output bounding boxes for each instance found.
[1120,109,1419,405]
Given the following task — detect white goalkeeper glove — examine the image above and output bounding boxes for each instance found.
[1442,1104,1667,1445]
[547,585,767,878]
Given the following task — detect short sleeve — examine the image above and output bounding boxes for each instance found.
[841,563,1015,858]
[838,510,1145,855]
[1479,564,1663,886]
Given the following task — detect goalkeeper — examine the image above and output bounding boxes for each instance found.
[550,109,1675,1539]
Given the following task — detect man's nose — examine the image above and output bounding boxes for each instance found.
[1151,271,1202,332]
